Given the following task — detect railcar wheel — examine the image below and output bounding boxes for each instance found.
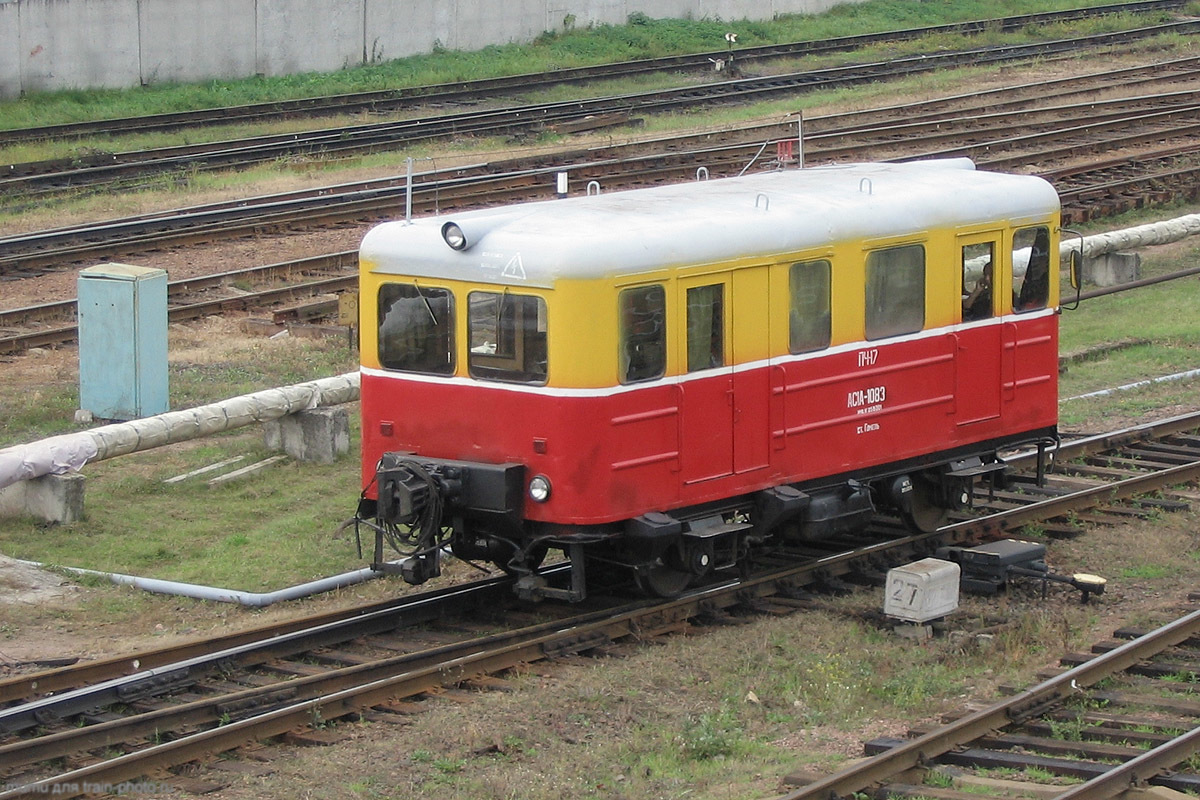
[634,561,692,597]
[903,475,949,533]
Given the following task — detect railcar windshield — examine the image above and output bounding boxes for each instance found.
[468,291,549,384]
[1013,226,1051,313]
[619,285,666,383]
[377,284,455,374]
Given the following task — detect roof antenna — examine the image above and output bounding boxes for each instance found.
[739,141,769,176]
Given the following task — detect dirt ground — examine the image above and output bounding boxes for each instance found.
[4,511,1199,800]
[0,555,78,609]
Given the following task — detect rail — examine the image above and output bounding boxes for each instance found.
[783,604,1200,798]
[5,20,1199,201]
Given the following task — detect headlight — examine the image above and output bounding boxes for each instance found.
[529,475,552,503]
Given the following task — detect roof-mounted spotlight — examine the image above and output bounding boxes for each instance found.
[439,215,511,252]
[441,221,469,251]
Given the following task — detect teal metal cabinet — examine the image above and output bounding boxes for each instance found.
[77,264,169,420]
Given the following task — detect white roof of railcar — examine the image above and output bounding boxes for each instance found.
[360,159,1059,288]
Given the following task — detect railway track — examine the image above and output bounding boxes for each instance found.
[6,56,1200,270]
[0,252,359,355]
[784,599,1200,799]
[3,17,1198,201]
[1,412,1198,798]
[0,0,1182,148]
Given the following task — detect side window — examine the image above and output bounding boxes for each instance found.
[789,259,831,353]
[468,291,548,384]
[378,284,454,374]
[865,244,925,340]
[619,285,666,384]
[961,242,995,322]
[1013,226,1051,313]
[686,284,724,372]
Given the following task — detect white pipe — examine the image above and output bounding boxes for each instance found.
[0,372,359,490]
[1061,213,1200,260]
[1060,367,1200,403]
[18,558,400,607]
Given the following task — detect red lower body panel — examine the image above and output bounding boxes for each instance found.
[360,316,1057,525]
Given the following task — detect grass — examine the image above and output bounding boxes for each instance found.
[0,378,81,447]
[1046,714,1090,741]
[0,8,1192,584]
[0,427,364,590]
[1057,222,1200,429]
[0,54,1020,228]
[1117,563,1173,581]
[0,317,367,629]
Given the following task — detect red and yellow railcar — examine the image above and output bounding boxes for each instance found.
[355,158,1061,600]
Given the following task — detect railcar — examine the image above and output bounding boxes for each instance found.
[352,158,1063,601]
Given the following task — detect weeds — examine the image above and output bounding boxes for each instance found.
[978,765,1075,785]
[433,757,466,775]
[1020,524,1048,541]
[1161,670,1199,684]
[1118,563,1172,581]
[1046,714,1088,742]
[923,770,955,788]
[676,708,747,760]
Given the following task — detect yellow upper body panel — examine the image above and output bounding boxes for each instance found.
[360,160,1060,389]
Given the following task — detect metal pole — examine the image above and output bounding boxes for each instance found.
[405,157,414,224]
[797,112,804,168]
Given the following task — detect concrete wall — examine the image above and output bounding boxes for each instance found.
[0,2,19,100]
[139,0,257,86]
[258,0,365,77]
[0,0,859,99]
[7,0,142,96]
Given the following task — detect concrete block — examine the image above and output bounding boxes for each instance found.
[264,407,350,464]
[885,558,960,623]
[0,472,86,524]
[892,622,934,641]
[1085,251,1141,287]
